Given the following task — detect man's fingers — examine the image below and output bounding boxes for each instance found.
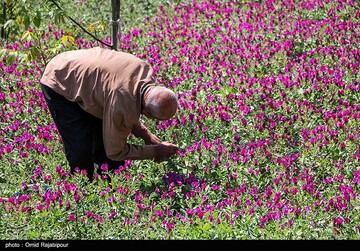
[153,142,179,163]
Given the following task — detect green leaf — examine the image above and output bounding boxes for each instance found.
[4,19,16,29]
[23,15,30,30]
[6,51,17,66]
[0,49,8,59]
[33,11,42,28]
[21,31,30,41]
[201,223,211,231]
[29,47,40,61]
[61,35,75,47]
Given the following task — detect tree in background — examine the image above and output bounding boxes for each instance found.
[0,0,110,67]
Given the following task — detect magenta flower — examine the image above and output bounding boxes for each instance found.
[100,164,108,171]
[137,203,146,211]
[68,214,76,221]
[73,194,81,203]
[86,211,95,219]
[333,217,343,226]
[263,186,273,198]
[108,210,117,219]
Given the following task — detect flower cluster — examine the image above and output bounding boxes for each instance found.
[0,0,359,239]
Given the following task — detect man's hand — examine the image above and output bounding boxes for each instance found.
[153,142,179,163]
[145,133,162,145]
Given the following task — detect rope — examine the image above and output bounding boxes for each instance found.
[48,0,113,48]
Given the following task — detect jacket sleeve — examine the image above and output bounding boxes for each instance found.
[102,90,155,161]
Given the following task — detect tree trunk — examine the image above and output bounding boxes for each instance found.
[111,0,120,51]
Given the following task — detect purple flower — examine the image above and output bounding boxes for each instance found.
[68,214,76,221]
[108,210,117,219]
[137,203,146,211]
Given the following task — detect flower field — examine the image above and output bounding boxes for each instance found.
[0,0,359,239]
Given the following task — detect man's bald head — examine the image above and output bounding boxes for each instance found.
[142,86,178,120]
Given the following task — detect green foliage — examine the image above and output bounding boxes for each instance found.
[1,0,360,240]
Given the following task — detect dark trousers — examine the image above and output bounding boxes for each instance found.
[41,84,124,181]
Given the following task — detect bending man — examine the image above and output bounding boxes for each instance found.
[40,47,179,181]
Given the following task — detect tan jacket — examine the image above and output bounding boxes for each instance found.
[40,47,155,161]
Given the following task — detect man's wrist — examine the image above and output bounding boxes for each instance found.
[142,144,156,159]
